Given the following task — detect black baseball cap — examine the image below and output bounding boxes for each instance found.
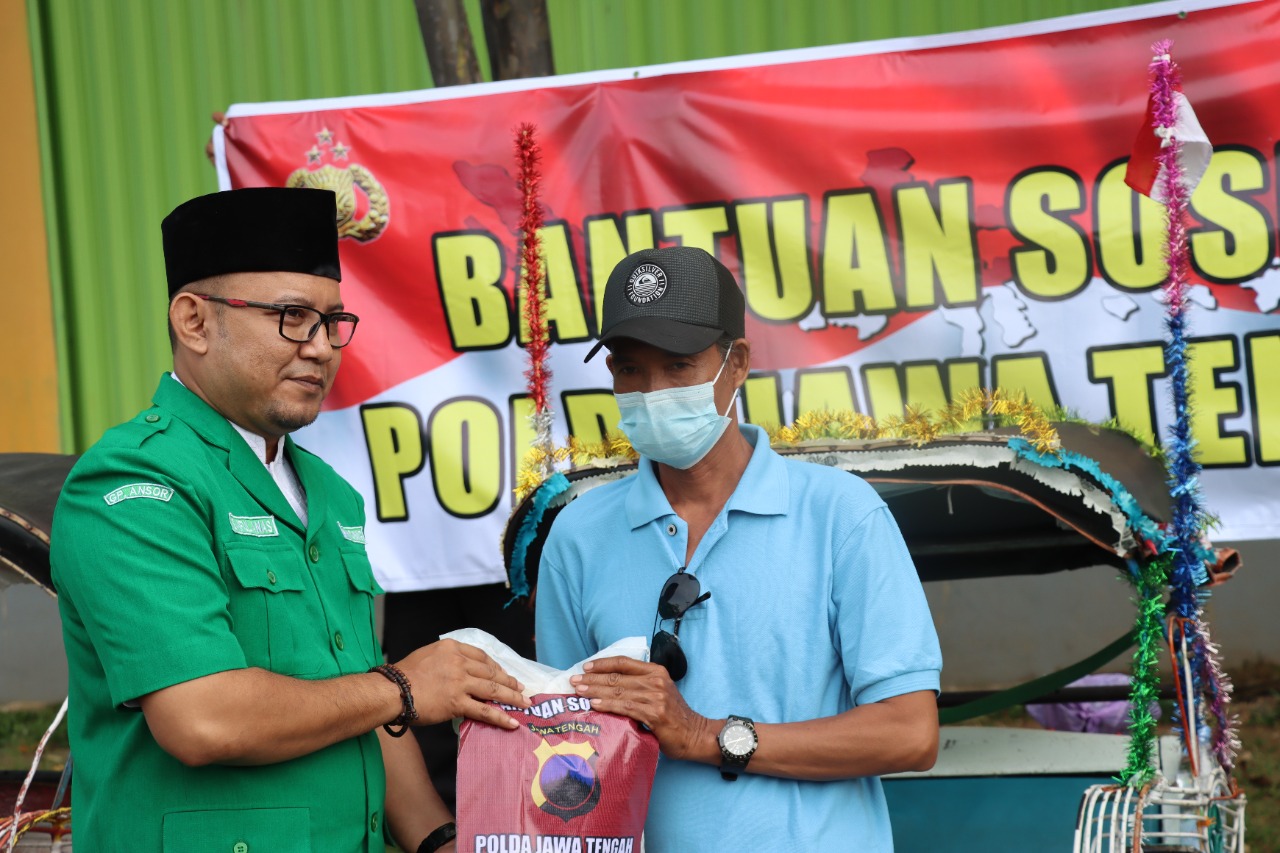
[162,187,341,295]
[585,246,746,362]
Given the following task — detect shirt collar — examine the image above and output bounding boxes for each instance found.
[163,373,284,468]
[624,424,789,529]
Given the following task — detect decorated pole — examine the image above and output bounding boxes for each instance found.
[1122,39,1237,784]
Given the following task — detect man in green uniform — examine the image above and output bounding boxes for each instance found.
[51,188,526,853]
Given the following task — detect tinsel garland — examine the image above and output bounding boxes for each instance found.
[515,123,556,482]
[771,388,1060,453]
[1120,554,1171,787]
[515,387,1062,499]
[1007,438,1163,547]
[507,471,569,602]
[1145,40,1237,774]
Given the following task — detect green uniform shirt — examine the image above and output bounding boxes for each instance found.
[52,375,388,853]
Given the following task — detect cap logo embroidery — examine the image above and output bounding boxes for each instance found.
[626,263,668,305]
[103,483,174,506]
[228,513,280,538]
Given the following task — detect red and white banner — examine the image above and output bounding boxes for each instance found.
[217,0,1280,591]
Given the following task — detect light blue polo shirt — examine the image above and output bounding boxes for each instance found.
[536,424,942,852]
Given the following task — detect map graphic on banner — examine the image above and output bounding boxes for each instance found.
[215,0,1280,592]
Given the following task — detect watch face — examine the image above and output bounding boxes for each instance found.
[722,722,756,757]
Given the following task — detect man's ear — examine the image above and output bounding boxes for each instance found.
[730,338,751,386]
[169,293,212,355]
[604,352,616,377]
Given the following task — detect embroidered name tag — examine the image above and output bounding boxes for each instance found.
[103,483,173,506]
[338,523,366,544]
[228,513,279,538]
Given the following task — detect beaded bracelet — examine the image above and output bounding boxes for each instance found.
[370,663,418,737]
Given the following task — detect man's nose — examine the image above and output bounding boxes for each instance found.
[299,329,336,361]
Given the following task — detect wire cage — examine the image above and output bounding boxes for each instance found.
[1073,766,1246,853]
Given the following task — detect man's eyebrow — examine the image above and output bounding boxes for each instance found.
[274,294,345,311]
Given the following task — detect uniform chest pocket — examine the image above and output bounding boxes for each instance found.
[226,545,324,678]
[341,546,383,666]
[163,806,310,852]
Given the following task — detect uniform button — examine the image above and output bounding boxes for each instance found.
[308,544,320,562]
[335,631,345,651]
[145,414,160,423]
[370,812,379,833]
[233,843,248,853]
[266,571,277,585]
[666,524,677,536]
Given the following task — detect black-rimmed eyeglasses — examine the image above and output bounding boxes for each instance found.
[651,567,710,682]
[194,294,360,348]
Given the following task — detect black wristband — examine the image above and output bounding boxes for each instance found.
[370,664,418,737]
[417,821,457,853]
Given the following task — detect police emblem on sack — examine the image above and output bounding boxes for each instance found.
[530,738,601,822]
[228,513,279,538]
[103,483,174,506]
[625,264,667,305]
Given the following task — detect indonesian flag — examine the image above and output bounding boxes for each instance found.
[1125,88,1212,202]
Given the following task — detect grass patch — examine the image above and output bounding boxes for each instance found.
[0,703,68,772]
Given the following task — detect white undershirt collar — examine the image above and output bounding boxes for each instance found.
[168,372,309,525]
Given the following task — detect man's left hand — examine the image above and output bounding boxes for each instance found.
[570,656,713,762]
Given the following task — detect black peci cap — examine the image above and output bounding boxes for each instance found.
[585,246,745,362]
[161,187,341,295]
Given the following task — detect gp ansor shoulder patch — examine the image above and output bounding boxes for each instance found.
[457,694,659,853]
[103,483,174,506]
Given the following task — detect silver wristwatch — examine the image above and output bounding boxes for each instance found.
[717,715,758,781]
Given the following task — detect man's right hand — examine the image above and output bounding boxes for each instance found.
[394,639,528,730]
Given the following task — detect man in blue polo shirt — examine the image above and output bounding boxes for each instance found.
[535,246,942,852]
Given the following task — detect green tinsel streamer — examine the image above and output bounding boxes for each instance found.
[1120,552,1172,787]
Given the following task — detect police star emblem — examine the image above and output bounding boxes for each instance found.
[530,738,601,822]
[285,127,390,243]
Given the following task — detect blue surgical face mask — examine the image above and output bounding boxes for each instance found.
[616,344,738,470]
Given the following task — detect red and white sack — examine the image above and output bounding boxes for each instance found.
[445,631,659,853]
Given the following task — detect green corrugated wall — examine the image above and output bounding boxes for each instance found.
[29,0,1147,451]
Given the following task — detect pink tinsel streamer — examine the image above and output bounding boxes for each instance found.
[1148,39,1238,775]
[1149,40,1190,317]
[515,123,551,415]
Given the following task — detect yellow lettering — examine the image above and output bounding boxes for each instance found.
[741,373,784,430]
[1008,168,1090,299]
[862,359,982,420]
[735,198,814,322]
[433,232,510,349]
[563,391,621,446]
[427,398,503,518]
[509,396,537,502]
[896,181,979,309]
[1096,161,1166,291]
[992,354,1060,410]
[821,190,896,315]
[795,367,858,415]
[360,404,425,522]
[1247,332,1280,464]
[1189,149,1272,283]
[1188,338,1248,466]
[585,213,656,333]
[1087,344,1166,444]
[518,223,589,344]
[662,206,731,254]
